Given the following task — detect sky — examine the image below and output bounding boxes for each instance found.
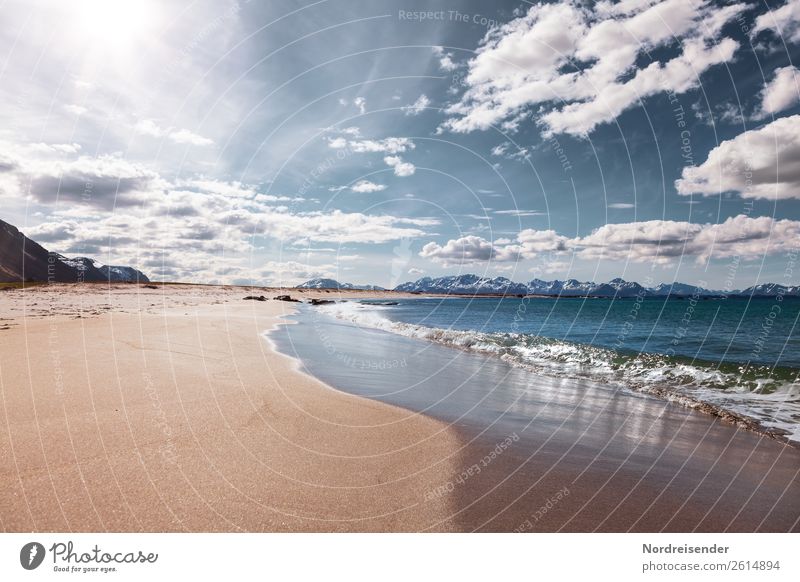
[1,0,799,289]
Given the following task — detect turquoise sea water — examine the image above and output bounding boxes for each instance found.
[361,296,800,368]
[303,296,800,440]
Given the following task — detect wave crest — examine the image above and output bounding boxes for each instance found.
[318,302,800,442]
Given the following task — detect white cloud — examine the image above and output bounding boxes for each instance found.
[353,138,413,154]
[420,235,502,264]
[28,142,82,155]
[2,140,440,281]
[24,192,437,282]
[0,141,163,209]
[134,119,214,146]
[420,230,568,265]
[340,97,366,114]
[752,0,800,43]
[433,46,458,71]
[756,66,800,118]
[384,155,416,177]
[134,119,164,137]
[608,203,635,209]
[260,260,337,286]
[493,209,545,216]
[354,97,366,115]
[351,180,387,193]
[574,215,800,263]
[692,101,743,126]
[168,129,214,146]
[64,104,87,116]
[188,178,256,198]
[442,0,746,136]
[402,94,431,116]
[419,215,800,266]
[491,141,530,161]
[676,114,800,200]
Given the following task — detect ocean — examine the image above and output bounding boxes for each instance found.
[271,295,800,442]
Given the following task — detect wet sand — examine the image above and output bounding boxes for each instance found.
[275,303,800,532]
[0,284,798,531]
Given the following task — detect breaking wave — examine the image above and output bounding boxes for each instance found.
[318,301,800,443]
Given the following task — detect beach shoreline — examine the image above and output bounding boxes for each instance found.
[1,284,798,532]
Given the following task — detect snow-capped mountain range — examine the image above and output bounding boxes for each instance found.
[297,278,385,291]
[57,256,150,283]
[299,274,799,298]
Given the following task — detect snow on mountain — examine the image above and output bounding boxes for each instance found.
[297,278,385,291]
[650,282,711,296]
[394,274,528,295]
[737,283,800,297]
[99,265,150,283]
[308,273,798,298]
[56,255,149,283]
[392,275,797,297]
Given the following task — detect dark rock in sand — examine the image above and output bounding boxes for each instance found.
[309,298,335,305]
[243,295,267,302]
[274,295,300,302]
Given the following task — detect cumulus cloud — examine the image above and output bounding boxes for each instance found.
[168,129,215,146]
[5,141,438,281]
[402,94,431,115]
[134,119,214,146]
[676,114,800,200]
[442,0,746,136]
[350,180,387,193]
[419,216,800,266]
[0,141,163,209]
[576,215,800,263]
[420,230,568,265]
[752,0,800,43]
[420,235,503,264]
[384,155,416,177]
[755,66,799,118]
[26,198,437,282]
[433,46,458,71]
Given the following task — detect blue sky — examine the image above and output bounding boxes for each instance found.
[1,0,799,288]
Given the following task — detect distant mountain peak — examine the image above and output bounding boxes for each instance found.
[297,277,385,291]
[392,274,798,298]
[0,217,149,284]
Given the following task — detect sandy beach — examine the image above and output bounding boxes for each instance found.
[1,284,798,532]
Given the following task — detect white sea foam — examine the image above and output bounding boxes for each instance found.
[317,302,800,441]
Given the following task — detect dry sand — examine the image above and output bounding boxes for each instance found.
[0,284,798,532]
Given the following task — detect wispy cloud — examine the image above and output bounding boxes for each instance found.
[402,94,431,116]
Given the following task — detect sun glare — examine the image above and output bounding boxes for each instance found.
[71,0,157,51]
